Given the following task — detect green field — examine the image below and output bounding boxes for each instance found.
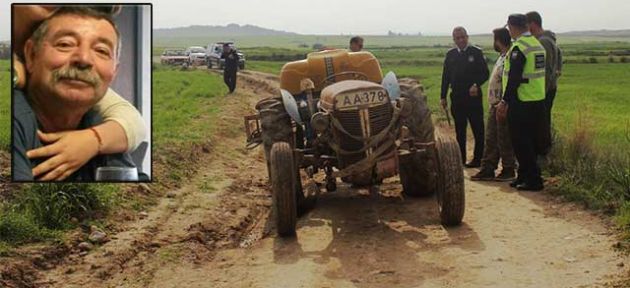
[154,34,630,49]
[227,41,630,148]
[153,64,227,149]
[0,59,10,150]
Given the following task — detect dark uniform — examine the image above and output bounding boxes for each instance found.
[441,45,490,164]
[222,48,239,93]
[502,32,547,191]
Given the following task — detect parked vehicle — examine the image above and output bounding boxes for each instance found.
[206,42,245,70]
[160,49,188,65]
[185,46,207,66]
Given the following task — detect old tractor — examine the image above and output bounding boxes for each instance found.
[244,49,464,236]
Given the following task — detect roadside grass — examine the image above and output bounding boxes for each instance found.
[152,63,228,186]
[247,60,285,74]
[545,111,630,240]
[0,63,229,253]
[0,59,10,150]
[0,184,118,252]
[153,64,227,146]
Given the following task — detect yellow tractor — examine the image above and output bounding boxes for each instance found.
[245,49,464,236]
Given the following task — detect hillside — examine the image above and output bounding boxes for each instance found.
[154,23,297,38]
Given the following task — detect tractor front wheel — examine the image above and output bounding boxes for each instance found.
[270,142,297,236]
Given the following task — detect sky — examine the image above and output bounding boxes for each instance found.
[2,0,630,40]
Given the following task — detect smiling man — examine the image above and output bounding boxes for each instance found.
[12,7,138,181]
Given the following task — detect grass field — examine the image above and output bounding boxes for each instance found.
[154,34,630,49]
[153,64,227,149]
[233,42,630,148]
[0,59,10,150]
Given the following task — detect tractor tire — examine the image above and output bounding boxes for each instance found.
[257,98,307,218]
[435,132,465,226]
[398,78,437,197]
[270,142,297,236]
[239,63,245,70]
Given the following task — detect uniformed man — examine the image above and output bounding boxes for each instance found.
[349,36,364,52]
[497,14,547,191]
[221,43,239,93]
[441,26,490,167]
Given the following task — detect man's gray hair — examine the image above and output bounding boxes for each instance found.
[29,7,122,63]
[452,26,468,36]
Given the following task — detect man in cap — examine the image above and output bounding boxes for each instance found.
[440,26,490,167]
[497,14,547,191]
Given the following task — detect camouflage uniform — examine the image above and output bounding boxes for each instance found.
[480,54,516,173]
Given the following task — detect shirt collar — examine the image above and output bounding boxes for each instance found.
[457,45,469,53]
[514,31,532,41]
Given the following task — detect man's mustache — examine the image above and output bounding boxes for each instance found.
[51,66,102,87]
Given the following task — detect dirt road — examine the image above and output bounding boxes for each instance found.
[31,70,627,288]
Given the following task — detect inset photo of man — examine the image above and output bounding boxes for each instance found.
[11,4,152,182]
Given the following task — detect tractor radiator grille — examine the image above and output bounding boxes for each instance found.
[333,103,394,169]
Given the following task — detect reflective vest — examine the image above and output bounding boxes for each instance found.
[502,35,546,102]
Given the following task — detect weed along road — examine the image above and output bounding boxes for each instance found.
[21,70,628,288]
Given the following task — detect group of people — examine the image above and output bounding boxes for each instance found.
[440,12,562,191]
[347,11,561,191]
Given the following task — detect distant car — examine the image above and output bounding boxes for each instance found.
[206,42,245,70]
[185,46,207,66]
[160,49,188,65]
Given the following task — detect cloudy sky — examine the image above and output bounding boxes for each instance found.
[2,0,629,40]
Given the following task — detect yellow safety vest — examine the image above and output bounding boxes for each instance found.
[502,35,546,102]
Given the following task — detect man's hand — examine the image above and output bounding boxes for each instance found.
[469,84,479,97]
[496,101,508,123]
[27,129,100,181]
[440,98,448,110]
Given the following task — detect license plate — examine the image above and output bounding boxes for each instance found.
[336,89,388,109]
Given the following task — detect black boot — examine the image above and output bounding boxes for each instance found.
[471,168,495,181]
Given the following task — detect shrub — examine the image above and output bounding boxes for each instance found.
[0,210,56,244]
[17,183,118,229]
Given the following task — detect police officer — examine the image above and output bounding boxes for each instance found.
[497,14,547,191]
[222,43,239,93]
[441,26,490,167]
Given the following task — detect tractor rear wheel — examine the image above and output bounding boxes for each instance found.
[398,78,437,197]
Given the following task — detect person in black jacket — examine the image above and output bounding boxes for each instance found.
[441,26,490,167]
[221,43,239,93]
